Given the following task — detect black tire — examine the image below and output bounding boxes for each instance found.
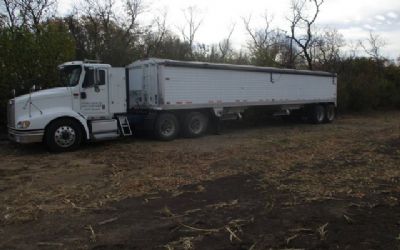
[45,118,83,152]
[154,113,180,141]
[182,112,209,138]
[324,104,335,123]
[308,105,325,124]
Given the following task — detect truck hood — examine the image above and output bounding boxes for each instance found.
[10,87,74,130]
[15,87,71,104]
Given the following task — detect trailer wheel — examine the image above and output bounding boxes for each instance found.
[308,105,325,124]
[154,113,180,141]
[324,104,335,123]
[45,118,83,152]
[183,112,209,138]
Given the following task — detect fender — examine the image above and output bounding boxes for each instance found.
[17,107,90,139]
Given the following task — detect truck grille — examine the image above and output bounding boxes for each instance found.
[7,99,15,128]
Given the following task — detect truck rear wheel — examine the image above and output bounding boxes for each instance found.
[182,112,209,138]
[45,118,83,152]
[308,105,325,124]
[324,104,335,123]
[154,113,180,141]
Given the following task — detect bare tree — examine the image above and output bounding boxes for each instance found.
[124,0,144,41]
[83,0,114,31]
[243,13,274,52]
[218,23,235,60]
[67,0,143,63]
[179,6,202,54]
[78,0,107,59]
[346,40,360,59]
[20,0,56,31]
[314,28,345,66]
[143,9,168,57]
[1,0,18,29]
[1,0,55,31]
[78,0,144,50]
[359,31,386,61]
[243,13,286,66]
[288,0,324,70]
[0,13,6,28]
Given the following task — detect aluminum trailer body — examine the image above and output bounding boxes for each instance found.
[126,59,337,112]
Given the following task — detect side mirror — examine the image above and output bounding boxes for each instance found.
[95,69,101,86]
[94,69,101,92]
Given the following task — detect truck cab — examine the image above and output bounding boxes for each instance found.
[7,61,128,152]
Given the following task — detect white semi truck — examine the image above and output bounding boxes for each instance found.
[7,58,337,152]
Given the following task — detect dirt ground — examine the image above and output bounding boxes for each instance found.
[1,112,400,250]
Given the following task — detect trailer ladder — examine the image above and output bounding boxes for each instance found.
[117,116,132,136]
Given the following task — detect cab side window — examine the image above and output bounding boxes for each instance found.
[83,67,94,88]
[82,67,106,88]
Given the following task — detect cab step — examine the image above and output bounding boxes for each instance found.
[117,116,132,136]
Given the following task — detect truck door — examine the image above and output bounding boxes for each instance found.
[80,67,110,118]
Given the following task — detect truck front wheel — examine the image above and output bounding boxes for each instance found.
[45,118,83,152]
[183,112,209,138]
[154,113,180,141]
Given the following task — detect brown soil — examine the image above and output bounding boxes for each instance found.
[1,112,400,249]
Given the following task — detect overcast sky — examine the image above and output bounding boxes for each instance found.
[58,0,400,58]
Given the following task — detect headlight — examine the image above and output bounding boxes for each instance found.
[17,121,31,129]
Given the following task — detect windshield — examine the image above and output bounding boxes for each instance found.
[59,65,82,87]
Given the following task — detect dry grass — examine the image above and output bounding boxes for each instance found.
[0,111,399,226]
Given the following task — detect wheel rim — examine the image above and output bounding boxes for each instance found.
[54,126,76,148]
[189,118,202,134]
[160,119,175,137]
[317,108,324,122]
[327,107,335,120]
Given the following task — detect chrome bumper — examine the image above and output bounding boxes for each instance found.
[8,128,44,144]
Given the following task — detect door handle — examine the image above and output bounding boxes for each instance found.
[80,92,87,99]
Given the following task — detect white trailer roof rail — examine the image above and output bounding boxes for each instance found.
[127,58,336,77]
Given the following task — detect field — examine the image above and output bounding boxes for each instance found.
[1,112,400,250]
